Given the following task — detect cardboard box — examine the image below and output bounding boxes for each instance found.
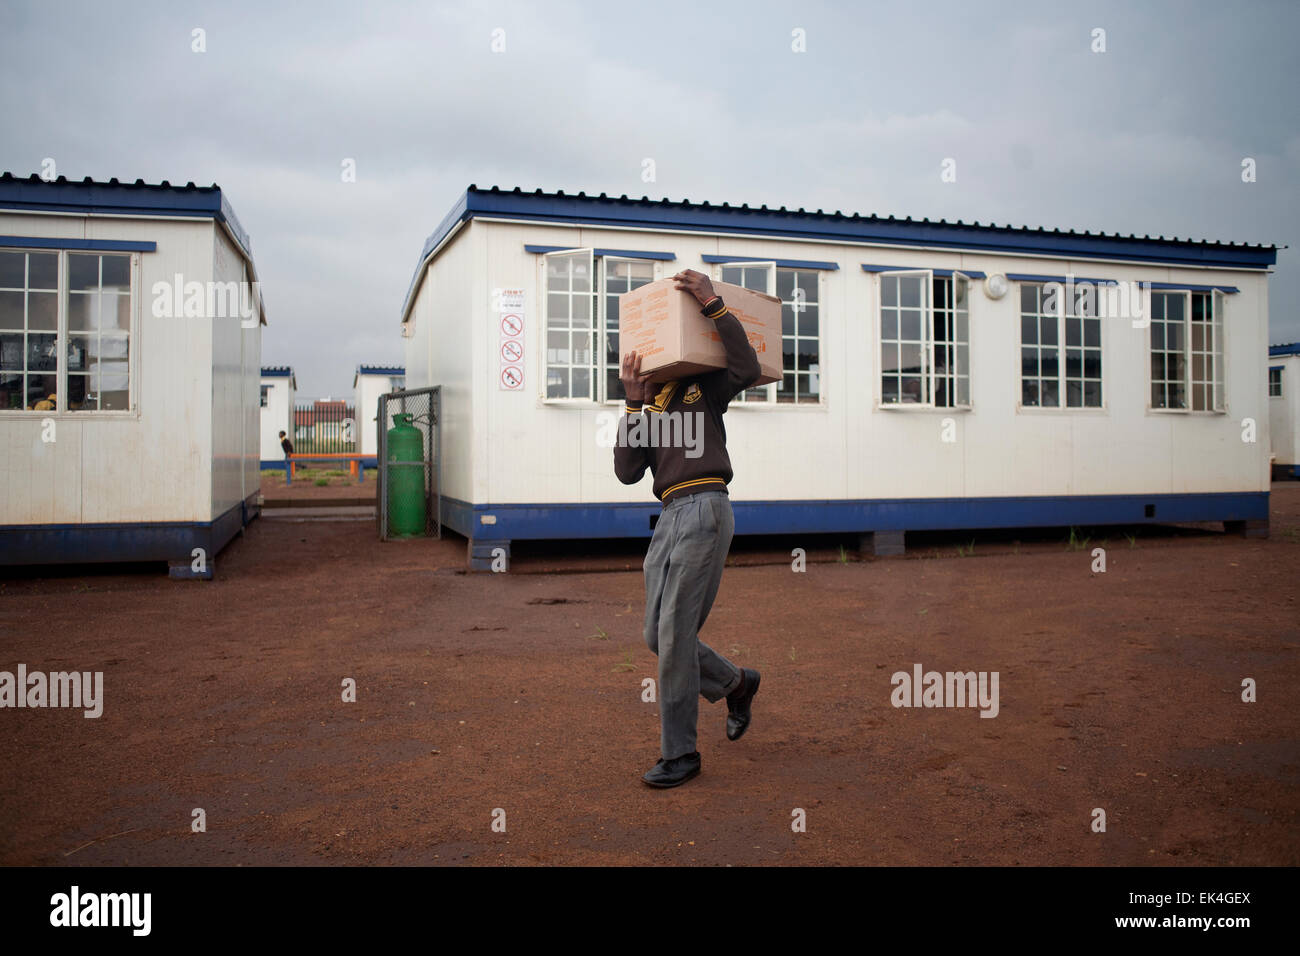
[618,278,781,386]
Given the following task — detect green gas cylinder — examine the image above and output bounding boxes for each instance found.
[386,413,426,536]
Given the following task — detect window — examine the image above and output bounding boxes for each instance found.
[1019,283,1101,408]
[603,258,655,402]
[260,384,271,407]
[0,249,133,413]
[879,270,969,407]
[542,249,656,402]
[1150,290,1224,411]
[1269,367,1283,398]
[718,262,821,404]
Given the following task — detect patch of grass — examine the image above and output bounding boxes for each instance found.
[264,470,285,479]
[588,626,609,641]
[1066,527,1091,551]
[323,469,349,477]
[788,646,797,662]
[1125,532,1138,549]
[838,545,849,564]
[956,538,975,557]
[1281,527,1300,542]
[611,650,635,673]
[314,478,330,487]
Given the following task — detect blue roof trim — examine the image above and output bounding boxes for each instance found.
[1269,343,1300,356]
[861,263,988,279]
[703,254,840,270]
[0,235,157,252]
[401,185,1281,324]
[522,244,676,260]
[1270,365,1284,371]
[0,174,253,261]
[357,365,405,375]
[261,367,294,377]
[1007,272,1120,285]
[1145,281,1240,293]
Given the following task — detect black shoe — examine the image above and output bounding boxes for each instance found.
[642,752,701,788]
[726,668,761,741]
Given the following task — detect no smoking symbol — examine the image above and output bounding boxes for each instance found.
[501,365,523,389]
[501,340,523,363]
[501,314,523,337]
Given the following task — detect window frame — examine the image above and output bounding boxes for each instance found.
[1016,281,1105,412]
[714,261,827,407]
[0,247,139,417]
[1147,288,1226,414]
[538,249,663,405]
[876,269,971,410]
[1268,366,1283,398]
[600,255,660,405]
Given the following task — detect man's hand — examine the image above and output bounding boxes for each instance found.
[672,269,716,307]
[620,350,656,404]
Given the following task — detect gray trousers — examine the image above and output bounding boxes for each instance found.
[643,489,743,760]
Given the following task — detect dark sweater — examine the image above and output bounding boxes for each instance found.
[613,297,761,503]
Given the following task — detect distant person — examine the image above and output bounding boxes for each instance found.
[279,430,294,458]
[614,269,763,789]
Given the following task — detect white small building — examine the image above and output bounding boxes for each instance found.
[259,365,296,465]
[353,364,404,458]
[1269,343,1299,478]
[400,186,1278,567]
[0,173,267,577]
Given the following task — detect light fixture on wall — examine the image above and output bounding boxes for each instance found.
[984,274,1009,299]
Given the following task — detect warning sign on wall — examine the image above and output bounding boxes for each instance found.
[497,286,525,391]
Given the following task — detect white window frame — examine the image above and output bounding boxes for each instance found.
[713,261,826,406]
[540,247,596,404]
[1017,281,1105,411]
[877,269,971,409]
[0,247,139,417]
[1148,289,1226,414]
[538,249,663,405]
[1268,366,1283,398]
[600,255,661,405]
[714,260,778,404]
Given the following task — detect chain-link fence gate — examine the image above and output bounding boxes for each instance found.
[376,386,441,540]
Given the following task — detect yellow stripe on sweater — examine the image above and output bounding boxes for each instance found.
[660,477,726,501]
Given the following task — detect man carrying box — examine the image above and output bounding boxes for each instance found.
[614,269,764,789]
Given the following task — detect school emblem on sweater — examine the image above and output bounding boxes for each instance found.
[683,383,702,405]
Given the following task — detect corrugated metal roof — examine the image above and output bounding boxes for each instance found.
[0,172,255,260]
[400,184,1283,324]
[1268,343,1300,356]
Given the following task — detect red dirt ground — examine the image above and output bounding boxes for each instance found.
[1,486,1297,866]
[259,472,375,503]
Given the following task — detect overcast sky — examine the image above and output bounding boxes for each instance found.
[2,0,1296,398]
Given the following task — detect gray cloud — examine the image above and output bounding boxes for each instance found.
[1,0,1295,397]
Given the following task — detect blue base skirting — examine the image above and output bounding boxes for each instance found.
[443,491,1270,541]
[0,492,261,569]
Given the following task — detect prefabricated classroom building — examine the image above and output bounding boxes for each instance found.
[1269,343,1299,479]
[355,364,405,458]
[259,365,296,466]
[0,175,266,576]
[400,185,1278,563]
